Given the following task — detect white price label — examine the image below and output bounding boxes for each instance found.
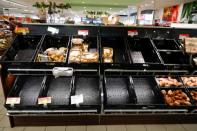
[128,30,138,36]
[47,27,59,34]
[38,97,51,105]
[71,94,83,105]
[78,30,88,36]
[6,97,20,106]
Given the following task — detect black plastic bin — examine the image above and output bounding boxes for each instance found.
[103,76,136,109]
[5,76,45,110]
[1,35,43,65]
[72,76,101,111]
[158,51,190,65]
[35,35,70,65]
[39,76,72,109]
[152,39,181,50]
[68,35,100,69]
[127,37,161,64]
[101,36,130,65]
[158,88,195,110]
[131,77,162,106]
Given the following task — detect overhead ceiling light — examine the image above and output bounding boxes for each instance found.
[84,7,86,9]
[110,8,112,10]
[145,4,148,7]
[24,9,28,12]
[82,1,85,4]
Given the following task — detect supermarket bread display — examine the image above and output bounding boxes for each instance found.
[69,38,99,63]
[156,77,182,87]
[181,77,197,87]
[190,90,197,101]
[38,47,67,62]
[161,90,191,106]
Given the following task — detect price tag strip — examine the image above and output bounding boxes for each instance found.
[71,94,83,107]
[6,97,20,107]
[78,30,89,36]
[38,97,51,107]
[128,30,138,37]
[179,34,189,40]
[47,27,59,35]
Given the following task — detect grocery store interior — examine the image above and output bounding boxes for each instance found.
[0,0,197,131]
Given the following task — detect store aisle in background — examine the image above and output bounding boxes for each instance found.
[0,84,197,131]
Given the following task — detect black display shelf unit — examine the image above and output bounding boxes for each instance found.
[0,24,197,127]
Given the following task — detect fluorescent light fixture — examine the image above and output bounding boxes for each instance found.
[24,9,28,12]
[82,1,85,4]
[110,8,112,10]
[1,0,27,7]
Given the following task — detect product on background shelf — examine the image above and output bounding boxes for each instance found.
[181,77,197,86]
[38,47,67,62]
[190,91,197,101]
[102,47,113,63]
[161,90,191,106]
[156,77,182,87]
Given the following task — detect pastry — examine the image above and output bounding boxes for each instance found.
[82,44,89,52]
[103,58,113,63]
[68,49,81,63]
[103,47,113,58]
[156,77,182,87]
[71,38,84,45]
[81,52,99,63]
[161,89,191,106]
[190,90,197,101]
[181,77,197,87]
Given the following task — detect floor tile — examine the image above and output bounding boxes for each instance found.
[0,127,3,131]
[24,127,45,131]
[0,96,4,105]
[126,125,146,131]
[0,107,6,115]
[106,125,126,131]
[0,116,10,127]
[87,125,106,131]
[66,126,86,131]
[182,124,197,131]
[2,127,25,131]
[145,124,166,131]
[45,126,65,131]
[164,124,185,131]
